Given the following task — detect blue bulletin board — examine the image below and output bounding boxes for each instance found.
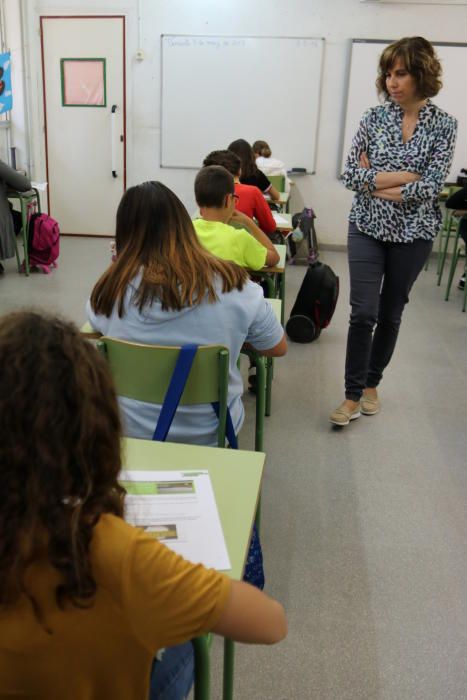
[0,52,13,114]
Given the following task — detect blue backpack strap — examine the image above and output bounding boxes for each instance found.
[153,344,198,442]
[211,402,238,450]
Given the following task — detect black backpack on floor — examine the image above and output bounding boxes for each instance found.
[286,205,339,343]
[286,262,339,342]
[286,262,339,343]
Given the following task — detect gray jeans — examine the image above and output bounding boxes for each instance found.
[345,223,432,401]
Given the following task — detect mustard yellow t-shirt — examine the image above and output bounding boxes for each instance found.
[193,218,267,271]
[0,514,231,700]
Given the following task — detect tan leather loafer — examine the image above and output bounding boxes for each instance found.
[329,402,361,426]
[360,395,380,415]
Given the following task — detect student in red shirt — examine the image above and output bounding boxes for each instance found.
[203,150,277,236]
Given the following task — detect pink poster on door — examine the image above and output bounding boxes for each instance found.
[61,59,106,107]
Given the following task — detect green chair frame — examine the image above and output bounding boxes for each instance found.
[97,337,236,699]
[443,214,467,312]
[240,348,267,451]
[267,174,285,192]
[436,186,462,284]
[7,187,41,277]
[97,337,230,447]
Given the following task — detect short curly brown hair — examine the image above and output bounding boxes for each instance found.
[0,311,125,617]
[376,36,442,100]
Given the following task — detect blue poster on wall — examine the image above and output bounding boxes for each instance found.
[0,52,13,114]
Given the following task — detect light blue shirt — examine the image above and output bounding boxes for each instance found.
[86,275,283,446]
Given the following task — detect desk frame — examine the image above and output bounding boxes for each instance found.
[7,188,41,276]
[123,438,265,700]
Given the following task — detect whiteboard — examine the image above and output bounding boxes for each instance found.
[161,35,324,171]
[340,40,467,180]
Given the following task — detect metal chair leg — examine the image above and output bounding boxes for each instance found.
[265,357,273,417]
[437,209,452,276]
[20,200,30,276]
[193,636,211,700]
[254,358,266,452]
[255,494,262,532]
[437,212,453,287]
[445,227,461,301]
[222,639,235,700]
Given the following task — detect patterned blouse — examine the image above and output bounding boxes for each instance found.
[343,100,457,243]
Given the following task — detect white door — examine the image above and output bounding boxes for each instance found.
[41,16,125,236]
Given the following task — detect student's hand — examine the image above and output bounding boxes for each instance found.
[229,209,252,228]
[359,152,370,169]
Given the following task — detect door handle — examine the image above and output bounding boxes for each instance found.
[111,104,117,178]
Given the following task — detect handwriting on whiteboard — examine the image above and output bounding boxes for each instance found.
[165,36,319,50]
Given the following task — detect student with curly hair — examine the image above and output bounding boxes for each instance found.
[0,311,287,699]
[331,37,457,426]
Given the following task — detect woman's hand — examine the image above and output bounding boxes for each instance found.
[359,152,370,169]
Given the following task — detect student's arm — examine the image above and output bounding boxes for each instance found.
[0,159,31,192]
[212,580,287,644]
[254,190,277,235]
[244,333,287,357]
[229,209,280,267]
[267,185,280,202]
[119,520,287,652]
[244,291,287,358]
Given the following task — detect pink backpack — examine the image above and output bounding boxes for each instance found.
[28,213,60,274]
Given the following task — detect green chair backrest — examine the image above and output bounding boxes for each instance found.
[267,175,285,192]
[97,337,230,446]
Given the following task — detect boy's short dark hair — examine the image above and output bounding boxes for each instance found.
[195,165,234,208]
[203,150,241,177]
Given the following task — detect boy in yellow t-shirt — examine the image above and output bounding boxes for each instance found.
[193,165,279,270]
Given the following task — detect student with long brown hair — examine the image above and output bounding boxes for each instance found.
[228,138,281,202]
[87,180,286,445]
[0,310,287,699]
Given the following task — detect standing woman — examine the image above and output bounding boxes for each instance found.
[331,37,457,426]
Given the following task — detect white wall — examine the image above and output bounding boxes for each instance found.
[12,0,467,243]
[1,0,29,168]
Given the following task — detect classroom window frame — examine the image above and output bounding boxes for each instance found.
[60,58,107,108]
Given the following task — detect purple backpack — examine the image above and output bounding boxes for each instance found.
[28,213,60,273]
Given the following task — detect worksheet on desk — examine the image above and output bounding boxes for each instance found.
[272,213,290,226]
[120,469,231,571]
